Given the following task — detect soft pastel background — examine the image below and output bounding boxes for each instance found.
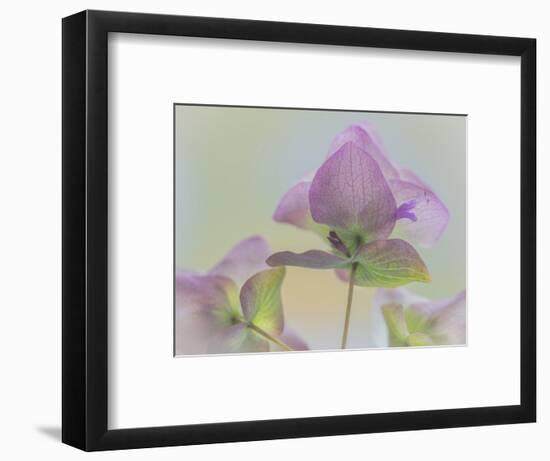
[175,105,466,351]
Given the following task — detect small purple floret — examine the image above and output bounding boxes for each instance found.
[395,199,418,222]
[327,231,350,257]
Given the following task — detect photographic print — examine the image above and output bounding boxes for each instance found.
[174,105,466,356]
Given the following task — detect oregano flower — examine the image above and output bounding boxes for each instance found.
[267,122,449,348]
[267,140,431,288]
[272,122,449,250]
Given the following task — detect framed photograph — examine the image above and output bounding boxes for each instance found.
[62,10,536,451]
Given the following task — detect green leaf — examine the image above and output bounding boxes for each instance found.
[352,239,430,288]
[382,304,408,346]
[239,267,286,336]
[406,332,434,347]
[266,250,350,269]
[404,305,433,335]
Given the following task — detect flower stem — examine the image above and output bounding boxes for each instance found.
[341,263,358,349]
[247,322,293,351]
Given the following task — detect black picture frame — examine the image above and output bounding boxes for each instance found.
[62,9,536,451]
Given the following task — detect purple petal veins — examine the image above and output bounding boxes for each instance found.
[273,181,313,230]
[395,199,418,222]
[308,141,397,238]
[389,179,449,247]
[329,123,400,180]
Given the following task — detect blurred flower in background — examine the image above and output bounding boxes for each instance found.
[175,236,308,355]
[368,288,466,347]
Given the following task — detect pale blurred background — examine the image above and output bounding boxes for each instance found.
[175,105,466,351]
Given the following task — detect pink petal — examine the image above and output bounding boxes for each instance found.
[267,250,349,269]
[309,142,397,238]
[174,273,240,355]
[274,326,309,351]
[410,291,466,345]
[175,273,238,313]
[209,235,271,285]
[273,181,329,236]
[175,308,223,355]
[398,167,433,191]
[329,123,400,180]
[389,179,450,247]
